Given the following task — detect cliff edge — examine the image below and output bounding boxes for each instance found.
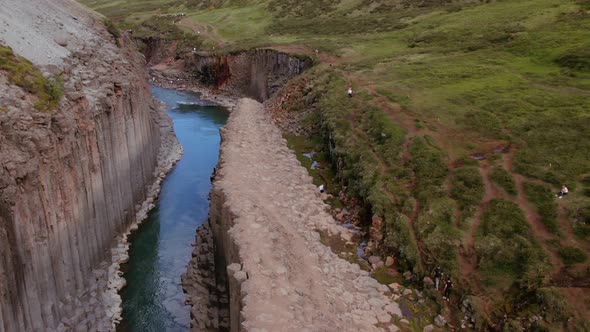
[0,1,180,331]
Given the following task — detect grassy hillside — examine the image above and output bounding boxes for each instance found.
[80,0,590,329]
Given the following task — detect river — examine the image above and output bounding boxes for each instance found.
[118,86,228,331]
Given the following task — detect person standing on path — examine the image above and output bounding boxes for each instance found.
[443,278,453,301]
[433,266,443,290]
[348,87,353,98]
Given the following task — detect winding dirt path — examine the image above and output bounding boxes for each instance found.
[347,95,427,270]
[503,147,564,276]
[179,18,225,47]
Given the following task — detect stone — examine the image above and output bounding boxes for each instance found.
[403,271,413,281]
[368,256,382,265]
[434,314,446,327]
[54,34,68,47]
[388,283,401,292]
[368,297,385,309]
[385,256,395,267]
[423,324,435,332]
[423,277,434,288]
[402,289,413,296]
[377,313,391,323]
[384,303,402,318]
[389,325,400,332]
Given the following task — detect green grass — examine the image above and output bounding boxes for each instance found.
[451,167,484,210]
[0,45,63,111]
[476,199,549,288]
[558,246,588,266]
[523,183,559,234]
[490,166,517,195]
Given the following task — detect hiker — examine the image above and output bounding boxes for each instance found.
[347,87,353,98]
[557,185,568,199]
[318,184,325,193]
[443,278,453,301]
[433,266,443,290]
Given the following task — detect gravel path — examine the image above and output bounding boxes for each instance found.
[216,98,401,332]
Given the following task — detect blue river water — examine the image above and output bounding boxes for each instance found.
[119,86,228,331]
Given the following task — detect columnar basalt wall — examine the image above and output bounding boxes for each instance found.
[184,49,312,102]
[0,1,179,331]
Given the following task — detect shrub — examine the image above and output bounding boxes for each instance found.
[535,287,571,322]
[451,167,484,209]
[384,212,421,271]
[523,183,559,234]
[490,166,516,195]
[554,47,590,72]
[104,19,121,39]
[410,136,448,205]
[0,45,63,111]
[476,199,548,280]
[558,246,587,266]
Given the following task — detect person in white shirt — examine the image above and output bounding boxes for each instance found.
[318,184,325,193]
[348,87,353,98]
[557,185,568,198]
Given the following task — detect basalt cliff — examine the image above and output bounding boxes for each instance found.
[0,1,180,331]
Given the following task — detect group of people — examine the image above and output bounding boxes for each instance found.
[433,266,453,302]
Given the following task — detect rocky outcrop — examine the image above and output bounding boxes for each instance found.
[181,224,230,332]
[0,1,180,331]
[184,49,312,102]
[192,98,401,332]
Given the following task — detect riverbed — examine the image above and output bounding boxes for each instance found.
[118,86,228,331]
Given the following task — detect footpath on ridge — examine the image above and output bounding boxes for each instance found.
[209,98,402,331]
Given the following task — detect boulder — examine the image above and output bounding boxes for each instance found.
[434,314,446,327]
[423,277,434,288]
[388,283,402,292]
[403,271,413,281]
[385,256,395,266]
[377,313,391,323]
[384,303,402,318]
[423,325,435,332]
[368,255,382,264]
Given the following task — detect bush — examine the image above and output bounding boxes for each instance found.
[476,199,548,280]
[451,167,484,209]
[384,212,421,270]
[104,19,121,39]
[0,45,63,111]
[536,287,571,322]
[410,136,448,205]
[558,246,587,266]
[523,183,559,234]
[490,166,516,195]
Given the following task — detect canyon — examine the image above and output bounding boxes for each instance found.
[0,0,180,331]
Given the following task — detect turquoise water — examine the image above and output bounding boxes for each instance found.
[119,86,228,332]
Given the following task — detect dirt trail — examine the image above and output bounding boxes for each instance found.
[216,98,402,331]
[347,95,427,269]
[458,162,497,293]
[503,147,564,275]
[179,18,225,47]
